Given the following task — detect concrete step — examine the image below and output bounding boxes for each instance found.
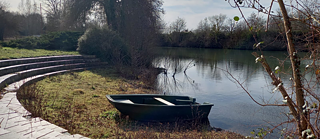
[0,55,107,139]
[0,59,101,77]
[6,67,99,93]
[0,68,102,139]
[0,55,96,68]
[0,62,106,90]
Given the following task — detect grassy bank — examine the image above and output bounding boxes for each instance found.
[0,47,79,60]
[17,68,245,139]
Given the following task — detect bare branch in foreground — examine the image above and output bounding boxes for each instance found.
[219,67,287,107]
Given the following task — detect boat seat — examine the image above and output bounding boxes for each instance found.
[117,99,134,104]
[154,97,175,106]
[176,99,193,102]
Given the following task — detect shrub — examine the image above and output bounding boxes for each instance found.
[1,31,83,51]
[41,31,84,51]
[77,26,129,65]
[1,37,38,48]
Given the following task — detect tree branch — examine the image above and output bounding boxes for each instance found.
[220,67,287,107]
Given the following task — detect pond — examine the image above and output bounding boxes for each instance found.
[153,47,314,137]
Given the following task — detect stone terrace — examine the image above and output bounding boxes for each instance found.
[0,55,106,139]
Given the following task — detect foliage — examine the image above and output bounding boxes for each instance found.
[41,31,84,50]
[100,110,120,120]
[1,37,39,48]
[250,127,269,138]
[234,16,239,21]
[69,0,163,71]
[77,26,129,65]
[1,31,84,51]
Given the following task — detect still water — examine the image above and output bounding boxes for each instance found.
[153,47,312,136]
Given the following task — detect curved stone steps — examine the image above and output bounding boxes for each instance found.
[0,56,104,90]
[0,59,100,77]
[0,55,105,139]
[0,68,91,139]
[0,55,94,68]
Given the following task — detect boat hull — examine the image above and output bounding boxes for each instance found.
[106,94,213,121]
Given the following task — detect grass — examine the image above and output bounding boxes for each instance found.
[0,47,79,60]
[0,88,4,99]
[17,68,245,139]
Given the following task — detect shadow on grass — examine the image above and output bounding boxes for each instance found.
[88,66,160,90]
[114,113,222,133]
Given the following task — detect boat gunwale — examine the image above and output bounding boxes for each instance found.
[106,94,214,107]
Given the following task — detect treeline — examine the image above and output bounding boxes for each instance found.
[0,0,164,82]
[1,31,83,51]
[0,0,89,41]
[160,13,318,51]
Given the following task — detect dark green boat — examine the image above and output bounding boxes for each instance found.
[106,94,214,121]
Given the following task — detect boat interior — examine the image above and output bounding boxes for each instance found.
[109,95,198,106]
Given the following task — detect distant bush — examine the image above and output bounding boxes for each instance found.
[41,31,84,50]
[2,37,39,49]
[77,26,129,65]
[1,31,84,51]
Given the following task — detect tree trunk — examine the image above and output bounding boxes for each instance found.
[277,0,307,137]
[0,9,4,41]
[103,0,117,31]
[0,19,4,41]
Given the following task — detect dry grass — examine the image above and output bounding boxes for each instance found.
[17,68,245,139]
[0,89,4,99]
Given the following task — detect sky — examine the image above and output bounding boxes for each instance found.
[162,0,243,30]
[161,0,278,30]
[3,0,277,30]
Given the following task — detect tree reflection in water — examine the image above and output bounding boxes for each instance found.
[152,47,315,136]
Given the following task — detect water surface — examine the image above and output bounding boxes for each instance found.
[153,47,313,136]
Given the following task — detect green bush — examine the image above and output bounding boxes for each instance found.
[41,32,84,51]
[1,31,84,51]
[1,37,38,49]
[77,26,129,65]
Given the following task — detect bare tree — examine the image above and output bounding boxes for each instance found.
[0,2,20,40]
[17,0,43,36]
[247,12,265,31]
[208,14,227,32]
[227,0,320,138]
[0,2,7,40]
[18,0,38,15]
[196,17,210,33]
[169,17,187,33]
[42,0,66,31]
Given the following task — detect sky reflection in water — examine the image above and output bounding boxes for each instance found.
[153,48,312,136]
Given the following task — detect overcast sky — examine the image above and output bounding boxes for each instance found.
[3,0,277,30]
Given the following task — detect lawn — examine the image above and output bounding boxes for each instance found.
[18,68,245,139]
[0,47,79,60]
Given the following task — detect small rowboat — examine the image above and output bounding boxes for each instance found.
[106,94,214,121]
